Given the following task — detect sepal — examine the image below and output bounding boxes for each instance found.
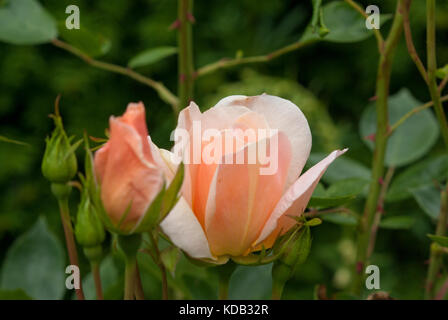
[41,100,79,183]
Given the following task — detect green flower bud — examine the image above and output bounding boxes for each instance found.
[42,115,78,183]
[271,225,312,298]
[74,188,106,250]
[276,225,311,276]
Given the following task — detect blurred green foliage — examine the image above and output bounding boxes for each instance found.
[0,0,448,300]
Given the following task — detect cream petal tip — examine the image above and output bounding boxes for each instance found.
[160,197,214,260]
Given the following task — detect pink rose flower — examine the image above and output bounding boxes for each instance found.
[94,102,165,232]
[161,94,346,260]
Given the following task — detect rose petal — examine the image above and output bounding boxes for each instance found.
[94,142,109,182]
[255,148,348,247]
[97,117,163,228]
[205,132,292,256]
[213,94,312,188]
[160,197,214,259]
[174,102,202,206]
[119,102,155,164]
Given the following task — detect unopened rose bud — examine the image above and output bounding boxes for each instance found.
[42,115,78,184]
[74,188,105,257]
[93,102,177,234]
[271,225,311,299]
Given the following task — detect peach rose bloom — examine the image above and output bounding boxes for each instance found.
[94,102,165,232]
[161,94,347,260]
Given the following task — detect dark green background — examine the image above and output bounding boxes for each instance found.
[0,0,447,299]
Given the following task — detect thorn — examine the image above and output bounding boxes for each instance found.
[377,204,384,214]
[89,135,108,143]
[378,177,384,185]
[179,74,186,82]
[356,261,364,274]
[187,12,196,23]
[169,19,181,30]
[369,95,377,101]
[365,133,376,142]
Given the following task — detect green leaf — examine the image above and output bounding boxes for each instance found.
[321,211,358,226]
[410,184,441,220]
[131,186,165,233]
[326,178,369,196]
[161,162,184,219]
[309,178,369,209]
[301,1,390,43]
[308,153,371,183]
[0,217,65,299]
[309,195,354,209]
[0,289,32,300]
[312,183,326,197]
[379,216,415,230]
[58,22,111,58]
[427,234,448,248]
[160,247,180,276]
[229,264,273,299]
[288,226,312,268]
[0,0,58,45]
[128,47,178,69]
[387,155,448,201]
[360,88,439,167]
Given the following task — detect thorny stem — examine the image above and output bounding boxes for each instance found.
[149,232,169,300]
[367,166,395,258]
[424,0,448,299]
[426,0,448,148]
[425,187,448,299]
[435,276,448,300]
[53,183,85,300]
[439,74,448,93]
[177,0,195,109]
[304,207,356,219]
[400,0,448,147]
[271,279,285,300]
[401,0,428,83]
[134,264,145,300]
[196,40,316,78]
[352,0,404,296]
[91,262,103,300]
[51,39,179,114]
